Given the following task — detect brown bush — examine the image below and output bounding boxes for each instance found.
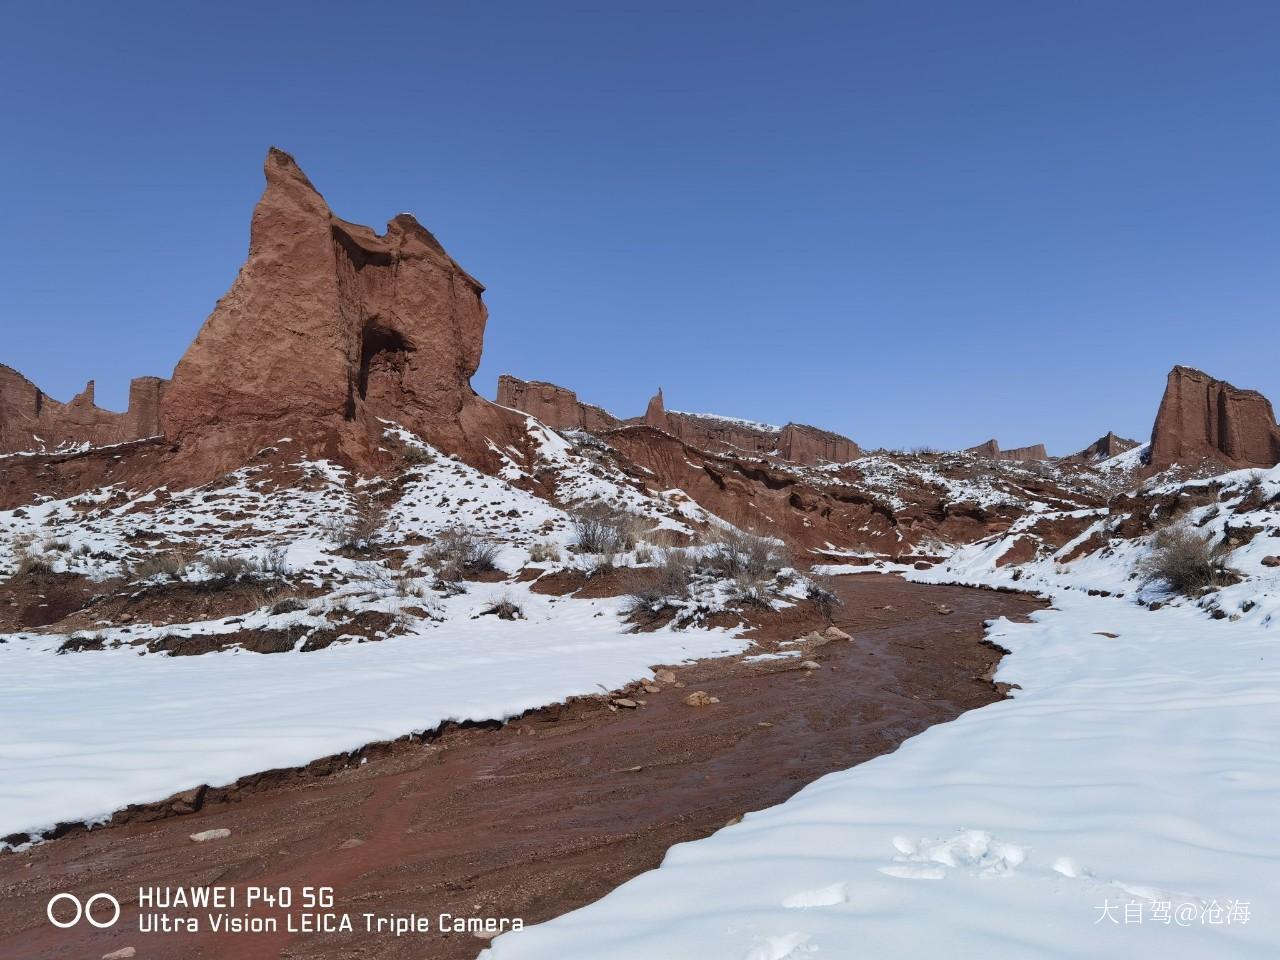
[1138,524,1234,596]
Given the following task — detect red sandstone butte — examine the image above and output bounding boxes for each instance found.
[0,366,166,455]
[964,438,1049,461]
[161,147,504,474]
[1148,366,1280,469]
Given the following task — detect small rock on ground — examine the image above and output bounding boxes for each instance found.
[189,828,231,843]
[684,690,719,707]
[654,669,677,684]
[338,838,365,850]
[103,948,137,959]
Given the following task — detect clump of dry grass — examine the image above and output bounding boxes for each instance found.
[570,505,647,555]
[1137,524,1234,596]
[320,499,382,553]
[528,541,560,563]
[424,527,501,578]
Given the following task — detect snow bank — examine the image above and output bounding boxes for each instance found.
[0,583,745,844]
[482,594,1279,958]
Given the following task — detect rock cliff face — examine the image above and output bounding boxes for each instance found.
[496,376,620,432]
[964,439,1049,461]
[162,148,494,472]
[1148,366,1280,469]
[0,366,166,454]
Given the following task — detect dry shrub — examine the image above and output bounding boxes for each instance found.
[570,505,646,554]
[624,550,693,620]
[806,578,842,621]
[480,592,524,620]
[702,528,788,581]
[528,541,560,563]
[1138,524,1234,596]
[129,550,188,581]
[321,499,382,552]
[425,527,501,577]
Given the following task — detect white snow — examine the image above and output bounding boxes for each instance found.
[0,581,745,844]
[482,592,1278,959]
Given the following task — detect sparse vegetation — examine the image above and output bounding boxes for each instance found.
[1138,524,1235,596]
[269,597,307,616]
[129,550,188,581]
[480,592,524,620]
[424,526,501,578]
[702,528,788,581]
[806,579,842,621]
[251,546,290,578]
[528,541,560,563]
[15,552,56,577]
[321,499,382,553]
[570,505,646,555]
[402,444,436,466]
[624,550,693,621]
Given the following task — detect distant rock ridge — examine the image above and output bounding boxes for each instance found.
[0,365,166,455]
[1068,431,1139,462]
[964,438,1049,461]
[495,375,620,432]
[496,375,860,466]
[1148,365,1280,469]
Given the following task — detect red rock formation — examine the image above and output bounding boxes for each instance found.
[496,376,619,432]
[0,365,167,454]
[1148,366,1280,469]
[162,148,497,473]
[1068,431,1139,462]
[964,439,1049,462]
[500,380,862,466]
[644,388,667,430]
[777,423,860,466]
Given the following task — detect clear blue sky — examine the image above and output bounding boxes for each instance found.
[2,1,1277,453]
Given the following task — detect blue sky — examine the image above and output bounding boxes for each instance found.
[2,1,1277,453]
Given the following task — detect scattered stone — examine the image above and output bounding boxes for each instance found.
[1093,632,1119,639]
[673,681,686,689]
[724,814,743,827]
[800,660,821,670]
[684,690,719,707]
[1262,556,1280,568]
[102,949,137,960]
[913,561,932,570]
[189,828,231,843]
[642,683,661,694]
[822,625,851,642]
[756,721,774,728]
[338,838,365,850]
[935,605,954,615]
[654,669,677,684]
[613,698,639,709]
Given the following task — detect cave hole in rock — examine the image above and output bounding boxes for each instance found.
[357,321,412,408]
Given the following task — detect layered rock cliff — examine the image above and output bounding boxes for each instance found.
[1148,366,1280,469]
[0,366,166,455]
[964,439,1050,461]
[495,376,620,433]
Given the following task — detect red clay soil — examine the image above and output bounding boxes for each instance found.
[0,576,1044,960]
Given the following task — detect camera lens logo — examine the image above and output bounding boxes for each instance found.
[46,892,121,929]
